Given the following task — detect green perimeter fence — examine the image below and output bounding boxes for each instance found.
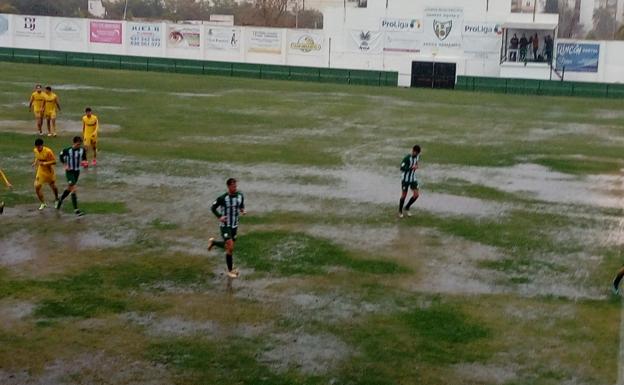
[0,47,398,87]
[456,75,624,99]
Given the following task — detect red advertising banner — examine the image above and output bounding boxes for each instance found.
[90,21,122,44]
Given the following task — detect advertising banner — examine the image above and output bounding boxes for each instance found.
[462,22,503,37]
[53,18,83,42]
[555,42,600,72]
[90,21,122,44]
[380,17,423,33]
[423,7,463,51]
[128,22,162,48]
[14,15,47,39]
[384,32,421,53]
[167,25,200,49]
[462,21,503,58]
[347,30,383,54]
[206,26,240,51]
[247,29,282,54]
[0,14,9,37]
[287,30,323,55]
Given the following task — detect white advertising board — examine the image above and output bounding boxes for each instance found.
[247,29,282,54]
[288,30,323,55]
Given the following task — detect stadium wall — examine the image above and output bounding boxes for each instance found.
[1,12,623,88]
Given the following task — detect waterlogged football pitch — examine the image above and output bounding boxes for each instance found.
[0,62,623,385]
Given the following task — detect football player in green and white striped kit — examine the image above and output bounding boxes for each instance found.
[399,145,421,218]
[55,136,87,216]
[207,178,246,278]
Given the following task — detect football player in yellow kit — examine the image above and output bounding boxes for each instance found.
[42,86,61,137]
[82,107,99,166]
[0,168,12,214]
[28,84,45,135]
[32,138,59,210]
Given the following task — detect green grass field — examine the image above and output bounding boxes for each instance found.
[0,62,623,385]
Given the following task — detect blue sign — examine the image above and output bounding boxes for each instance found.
[555,43,600,73]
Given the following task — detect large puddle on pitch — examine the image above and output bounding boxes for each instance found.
[0,120,121,135]
[427,163,624,209]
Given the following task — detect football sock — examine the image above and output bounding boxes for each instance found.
[614,269,624,290]
[226,254,233,271]
[71,192,78,210]
[399,197,405,213]
[60,189,70,202]
[213,240,225,249]
[405,196,417,210]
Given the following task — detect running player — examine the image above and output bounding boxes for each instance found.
[32,138,59,210]
[0,168,12,214]
[399,145,421,218]
[28,84,45,135]
[42,86,61,137]
[613,265,624,295]
[82,107,99,166]
[55,136,86,216]
[207,178,246,278]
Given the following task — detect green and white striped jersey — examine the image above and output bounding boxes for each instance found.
[400,154,419,183]
[59,146,86,171]
[211,192,245,228]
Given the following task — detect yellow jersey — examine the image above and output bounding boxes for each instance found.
[82,114,99,137]
[33,146,56,177]
[43,92,59,114]
[30,91,45,111]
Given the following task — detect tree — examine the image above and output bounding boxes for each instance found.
[162,0,210,22]
[253,0,292,27]
[589,5,617,40]
[544,0,558,13]
[0,0,86,17]
[558,0,584,38]
[615,24,624,40]
[103,0,166,20]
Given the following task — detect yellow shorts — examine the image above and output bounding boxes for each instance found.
[44,111,57,119]
[84,135,97,147]
[33,110,43,119]
[34,171,56,187]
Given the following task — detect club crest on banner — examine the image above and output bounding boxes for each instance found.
[433,20,452,41]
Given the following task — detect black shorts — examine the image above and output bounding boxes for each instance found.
[401,180,418,192]
[66,170,80,186]
[220,226,238,241]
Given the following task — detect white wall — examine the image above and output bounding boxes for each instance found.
[1,9,623,86]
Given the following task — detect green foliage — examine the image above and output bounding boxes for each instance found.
[236,231,408,276]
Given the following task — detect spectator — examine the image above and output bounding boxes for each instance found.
[509,33,519,61]
[519,33,529,61]
[544,35,554,64]
[532,33,539,61]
